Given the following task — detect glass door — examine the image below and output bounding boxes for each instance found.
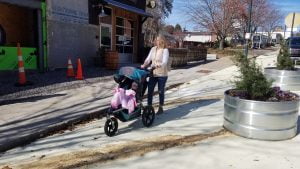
[116,17,134,64]
[100,24,112,50]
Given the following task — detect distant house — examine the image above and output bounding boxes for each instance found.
[182,32,217,47]
[254,27,299,43]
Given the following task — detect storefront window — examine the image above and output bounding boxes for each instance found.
[116,17,134,54]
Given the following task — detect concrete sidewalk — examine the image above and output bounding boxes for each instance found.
[1,49,294,169]
[0,61,237,168]
[0,55,232,152]
[94,134,300,169]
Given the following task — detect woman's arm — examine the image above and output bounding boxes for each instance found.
[156,49,169,68]
[161,49,169,67]
[141,47,153,67]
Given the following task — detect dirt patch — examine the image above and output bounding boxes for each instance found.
[1,166,12,169]
[208,48,242,58]
[15,130,229,169]
[154,95,224,107]
[197,70,213,74]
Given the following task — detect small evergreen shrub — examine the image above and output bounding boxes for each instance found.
[277,42,294,70]
[232,53,274,101]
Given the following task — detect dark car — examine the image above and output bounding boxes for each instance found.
[287,37,300,60]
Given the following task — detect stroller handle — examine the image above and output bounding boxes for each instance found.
[138,65,156,71]
[138,66,155,76]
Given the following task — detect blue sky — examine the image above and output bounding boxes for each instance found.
[165,0,300,31]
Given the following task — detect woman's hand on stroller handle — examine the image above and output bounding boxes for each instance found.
[140,64,155,71]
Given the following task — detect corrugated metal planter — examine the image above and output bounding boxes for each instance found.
[264,68,300,91]
[224,90,299,141]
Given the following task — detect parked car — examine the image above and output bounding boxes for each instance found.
[287,36,300,60]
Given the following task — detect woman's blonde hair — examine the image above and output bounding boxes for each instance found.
[156,35,167,49]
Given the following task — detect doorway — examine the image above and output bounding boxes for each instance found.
[116,17,134,65]
[0,2,45,71]
[100,23,112,50]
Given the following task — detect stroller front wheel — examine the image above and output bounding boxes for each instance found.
[104,117,118,137]
[142,106,155,127]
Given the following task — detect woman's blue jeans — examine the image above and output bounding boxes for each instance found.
[147,76,168,106]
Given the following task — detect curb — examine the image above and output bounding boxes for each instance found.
[0,107,109,153]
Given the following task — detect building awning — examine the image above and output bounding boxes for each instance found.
[103,0,152,17]
[0,0,41,9]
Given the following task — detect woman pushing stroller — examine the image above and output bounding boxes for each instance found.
[104,35,169,137]
[141,35,170,115]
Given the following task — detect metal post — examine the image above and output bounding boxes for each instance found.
[37,9,44,72]
[284,25,286,39]
[244,0,253,58]
[289,12,295,47]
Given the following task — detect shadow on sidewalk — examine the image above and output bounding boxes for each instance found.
[0,94,67,106]
[0,94,110,152]
[171,60,215,70]
[117,99,221,136]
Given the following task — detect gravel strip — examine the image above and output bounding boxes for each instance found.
[0,67,115,103]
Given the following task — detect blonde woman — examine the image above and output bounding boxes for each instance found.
[141,35,169,114]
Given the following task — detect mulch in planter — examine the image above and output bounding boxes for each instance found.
[227,87,299,102]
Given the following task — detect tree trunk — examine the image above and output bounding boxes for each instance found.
[219,37,225,50]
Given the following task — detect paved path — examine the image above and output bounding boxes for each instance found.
[0,64,237,168]
[92,134,300,169]
[0,56,232,152]
[2,49,297,169]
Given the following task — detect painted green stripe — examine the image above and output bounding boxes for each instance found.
[42,2,48,69]
[0,47,37,70]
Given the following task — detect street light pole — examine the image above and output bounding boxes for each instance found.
[289,12,296,47]
[244,0,253,58]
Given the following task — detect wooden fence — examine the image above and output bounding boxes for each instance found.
[169,48,207,67]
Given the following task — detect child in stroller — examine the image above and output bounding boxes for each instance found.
[104,66,155,137]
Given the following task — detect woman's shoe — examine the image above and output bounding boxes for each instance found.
[157,106,164,115]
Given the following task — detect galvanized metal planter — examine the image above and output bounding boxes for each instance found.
[224,90,299,141]
[264,67,300,91]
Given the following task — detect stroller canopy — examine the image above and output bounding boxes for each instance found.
[117,67,148,82]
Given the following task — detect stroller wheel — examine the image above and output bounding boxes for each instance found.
[104,117,118,137]
[142,106,155,127]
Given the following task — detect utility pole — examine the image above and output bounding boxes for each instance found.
[284,25,286,39]
[244,0,253,58]
[289,12,296,47]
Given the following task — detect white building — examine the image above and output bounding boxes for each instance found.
[183,32,217,43]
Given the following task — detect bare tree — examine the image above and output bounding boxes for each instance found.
[235,0,269,34]
[186,0,283,48]
[263,8,284,41]
[185,0,239,50]
[164,25,175,34]
[235,0,283,41]
[143,0,174,46]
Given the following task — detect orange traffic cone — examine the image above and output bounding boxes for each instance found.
[75,58,84,80]
[67,58,75,77]
[15,43,27,86]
